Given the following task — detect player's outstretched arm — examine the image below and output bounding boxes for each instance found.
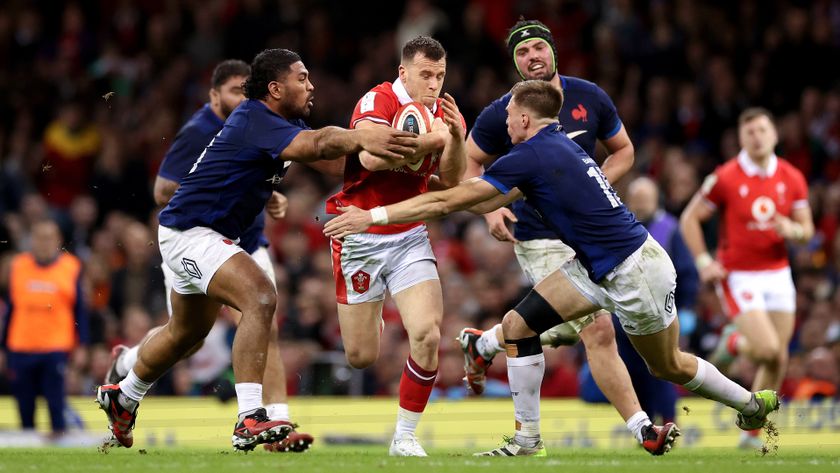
[436,93,467,187]
[467,188,523,214]
[323,177,501,238]
[281,126,418,163]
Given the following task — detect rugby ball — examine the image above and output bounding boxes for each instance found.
[393,102,434,171]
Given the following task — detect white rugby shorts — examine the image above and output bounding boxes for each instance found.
[162,243,275,316]
[158,225,245,300]
[330,225,439,305]
[718,266,796,317]
[561,235,677,336]
[514,238,603,334]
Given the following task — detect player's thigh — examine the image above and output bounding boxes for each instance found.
[733,310,781,353]
[207,252,276,314]
[391,276,443,342]
[577,310,615,346]
[534,262,601,321]
[514,239,576,285]
[169,291,223,341]
[337,300,384,364]
[767,310,795,346]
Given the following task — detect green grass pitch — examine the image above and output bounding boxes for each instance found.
[2,446,839,473]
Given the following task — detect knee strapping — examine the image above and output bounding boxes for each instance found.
[504,335,543,358]
[515,289,562,334]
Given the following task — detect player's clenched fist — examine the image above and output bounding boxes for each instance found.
[323,205,373,238]
[359,127,419,160]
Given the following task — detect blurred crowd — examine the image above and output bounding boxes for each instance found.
[0,0,839,407]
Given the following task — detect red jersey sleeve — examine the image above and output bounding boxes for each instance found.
[700,168,727,208]
[351,87,399,129]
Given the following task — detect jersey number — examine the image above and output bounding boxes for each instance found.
[188,134,219,174]
[587,167,621,208]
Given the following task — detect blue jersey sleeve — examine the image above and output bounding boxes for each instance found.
[595,86,622,141]
[158,126,212,181]
[481,146,535,194]
[470,99,510,156]
[247,114,305,159]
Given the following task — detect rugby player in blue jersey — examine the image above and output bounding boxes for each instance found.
[324,80,779,457]
[458,18,670,454]
[96,48,419,451]
[103,59,312,452]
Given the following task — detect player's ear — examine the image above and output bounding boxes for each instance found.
[209,87,219,104]
[398,64,407,82]
[268,81,283,100]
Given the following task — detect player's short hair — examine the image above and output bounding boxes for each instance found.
[211,59,250,89]
[244,49,302,100]
[738,107,775,127]
[511,80,563,119]
[401,36,446,63]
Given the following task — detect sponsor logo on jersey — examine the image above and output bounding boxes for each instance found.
[751,196,776,223]
[567,130,588,139]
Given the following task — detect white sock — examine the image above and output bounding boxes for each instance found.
[626,411,652,443]
[235,383,263,418]
[507,352,545,448]
[118,369,153,409]
[683,357,752,411]
[265,403,290,421]
[395,407,422,437]
[477,324,504,359]
[117,345,140,378]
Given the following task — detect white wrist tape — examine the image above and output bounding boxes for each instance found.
[370,206,389,225]
[695,252,714,271]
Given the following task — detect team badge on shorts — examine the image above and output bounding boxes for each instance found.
[351,270,370,294]
[181,258,202,279]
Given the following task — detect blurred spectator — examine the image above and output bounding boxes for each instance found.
[0,219,88,436]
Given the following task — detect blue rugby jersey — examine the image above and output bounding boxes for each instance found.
[157,103,270,253]
[481,124,646,282]
[159,99,304,242]
[470,75,622,241]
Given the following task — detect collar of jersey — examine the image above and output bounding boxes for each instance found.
[737,149,777,178]
[392,78,438,114]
